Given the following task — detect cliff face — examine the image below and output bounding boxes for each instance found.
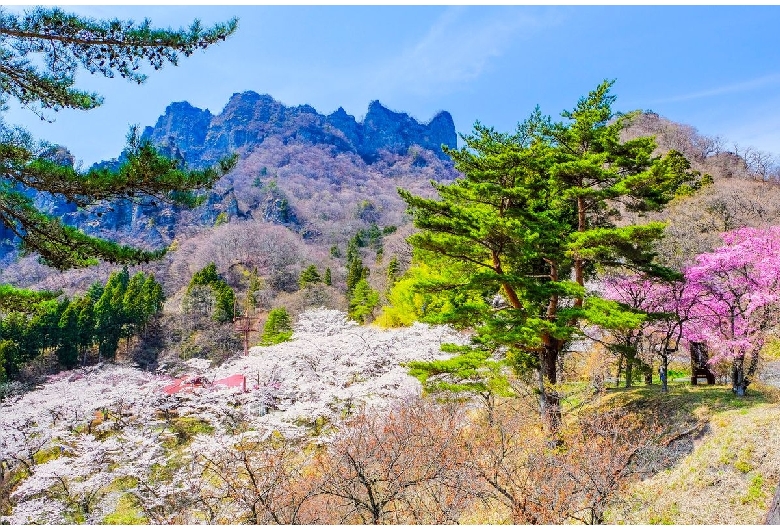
[140,92,457,167]
[0,94,459,263]
[359,100,456,163]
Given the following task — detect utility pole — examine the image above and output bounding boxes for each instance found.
[233,300,257,357]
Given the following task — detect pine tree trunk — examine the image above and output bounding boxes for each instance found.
[539,340,561,433]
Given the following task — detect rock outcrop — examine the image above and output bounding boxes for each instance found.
[0,93,458,263]
[141,92,457,166]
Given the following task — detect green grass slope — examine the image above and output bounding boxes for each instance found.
[602,383,780,524]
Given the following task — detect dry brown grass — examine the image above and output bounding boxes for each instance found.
[605,382,780,524]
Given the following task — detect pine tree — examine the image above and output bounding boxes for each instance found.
[348,279,379,324]
[141,274,165,322]
[57,300,80,368]
[187,263,235,323]
[75,295,96,365]
[324,267,332,286]
[399,81,704,430]
[94,269,128,361]
[346,234,368,296]
[260,307,293,346]
[298,265,322,289]
[0,7,238,270]
[123,272,147,337]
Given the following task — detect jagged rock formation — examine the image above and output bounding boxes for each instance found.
[140,92,456,167]
[0,93,459,265]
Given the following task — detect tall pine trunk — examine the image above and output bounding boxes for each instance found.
[539,334,562,433]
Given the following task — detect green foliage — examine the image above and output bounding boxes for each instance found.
[345,233,368,296]
[407,343,513,397]
[353,223,386,259]
[186,262,235,323]
[260,307,293,346]
[57,301,80,368]
[324,267,332,286]
[386,255,400,288]
[582,297,647,331]
[94,267,129,360]
[0,7,238,270]
[0,268,164,377]
[377,253,488,329]
[0,284,60,313]
[348,278,379,324]
[298,264,322,289]
[0,339,11,382]
[397,81,703,414]
[742,474,764,504]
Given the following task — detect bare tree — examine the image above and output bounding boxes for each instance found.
[312,397,474,524]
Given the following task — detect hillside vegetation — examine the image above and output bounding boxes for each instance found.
[4,75,780,525]
[2,316,776,524]
[604,383,780,524]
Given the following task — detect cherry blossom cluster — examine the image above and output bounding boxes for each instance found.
[602,226,780,366]
[1,308,466,523]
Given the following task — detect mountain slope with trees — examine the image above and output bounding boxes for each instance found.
[3,7,780,520]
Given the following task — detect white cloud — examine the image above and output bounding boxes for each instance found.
[366,6,550,98]
[652,72,780,104]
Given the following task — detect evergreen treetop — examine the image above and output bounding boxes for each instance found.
[0,7,238,270]
[398,80,706,430]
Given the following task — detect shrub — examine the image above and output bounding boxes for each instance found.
[260,308,293,346]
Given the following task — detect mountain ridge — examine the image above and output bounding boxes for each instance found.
[0,93,460,267]
[140,91,457,167]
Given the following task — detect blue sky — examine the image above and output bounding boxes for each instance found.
[5,5,780,166]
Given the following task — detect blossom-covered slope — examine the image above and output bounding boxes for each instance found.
[0,309,465,524]
[179,309,466,438]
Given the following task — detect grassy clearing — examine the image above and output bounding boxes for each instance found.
[103,494,147,525]
[604,381,780,524]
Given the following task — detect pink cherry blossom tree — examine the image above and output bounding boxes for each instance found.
[601,272,695,392]
[604,226,780,396]
[682,226,780,395]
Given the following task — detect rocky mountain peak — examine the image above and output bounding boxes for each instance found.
[139,92,456,166]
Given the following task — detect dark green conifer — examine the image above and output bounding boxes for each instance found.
[298,265,322,289]
[399,80,705,430]
[260,308,293,346]
[348,279,379,324]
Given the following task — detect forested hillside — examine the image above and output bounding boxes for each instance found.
[3,12,780,521]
